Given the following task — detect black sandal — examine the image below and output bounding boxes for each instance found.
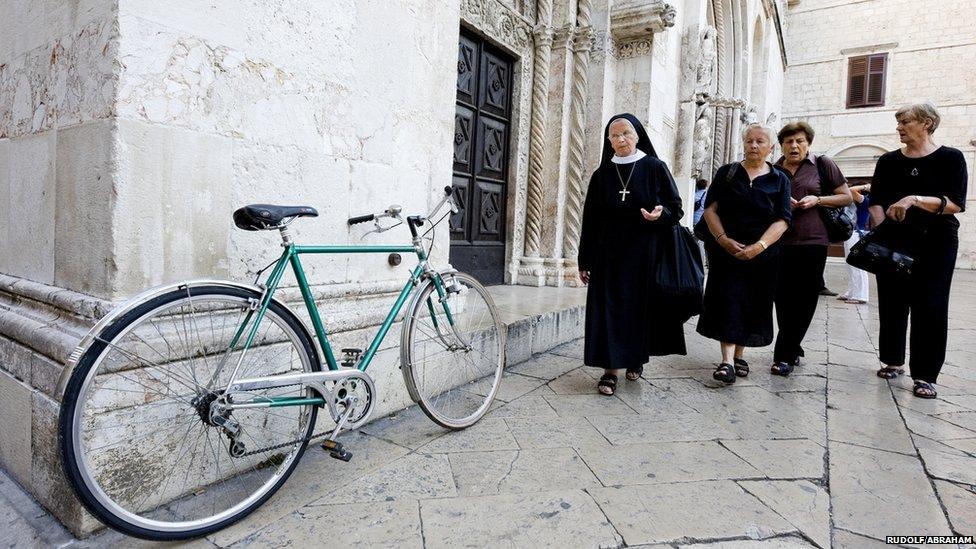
[626,365,643,381]
[598,373,618,396]
[913,380,937,399]
[733,358,749,378]
[713,363,735,384]
[770,361,794,376]
[877,366,904,379]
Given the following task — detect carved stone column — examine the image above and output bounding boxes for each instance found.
[522,4,554,260]
[558,0,594,285]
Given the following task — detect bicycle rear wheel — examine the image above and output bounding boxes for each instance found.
[59,285,320,540]
[401,272,505,429]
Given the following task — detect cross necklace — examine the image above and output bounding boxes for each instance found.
[615,162,636,201]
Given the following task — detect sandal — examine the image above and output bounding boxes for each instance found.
[877,366,904,379]
[913,380,937,399]
[625,365,643,381]
[713,363,736,384]
[733,358,749,377]
[598,373,618,396]
[770,361,794,376]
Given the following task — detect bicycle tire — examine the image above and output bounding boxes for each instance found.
[59,285,320,540]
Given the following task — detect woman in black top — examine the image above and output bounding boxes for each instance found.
[578,114,686,396]
[696,124,792,383]
[869,103,968,398]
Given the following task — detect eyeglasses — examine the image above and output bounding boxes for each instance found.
[608,132,634,141]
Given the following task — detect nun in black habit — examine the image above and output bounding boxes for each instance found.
[578,113,686,396]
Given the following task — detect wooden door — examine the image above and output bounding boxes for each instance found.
[450,29,513,285]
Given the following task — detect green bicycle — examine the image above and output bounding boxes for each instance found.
[57,186,506,540]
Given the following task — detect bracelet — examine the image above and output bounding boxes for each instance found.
[914,195,922,206]
[816,196,822,206]
[757,240,768,250]
[716,232,726,241]
[937,196,947,215]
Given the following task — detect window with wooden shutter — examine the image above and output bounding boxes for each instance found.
[847,53,887,108]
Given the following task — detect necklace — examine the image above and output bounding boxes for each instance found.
[615,162,636,201]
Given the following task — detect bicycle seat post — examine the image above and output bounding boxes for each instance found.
[279,225,293,247]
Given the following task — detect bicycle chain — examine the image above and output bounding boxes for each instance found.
[240,429,332,457]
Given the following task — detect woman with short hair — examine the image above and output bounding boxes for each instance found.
[696,124,792,383]
[869,103,968,398]
[771,122,853,376]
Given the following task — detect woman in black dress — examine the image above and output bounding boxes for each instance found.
[577,114,686,396]
[696,124,792,383]
[869,103,968,399]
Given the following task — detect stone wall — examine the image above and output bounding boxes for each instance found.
[782,0,976,268]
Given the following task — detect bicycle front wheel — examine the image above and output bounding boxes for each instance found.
[402,272,505,429]
[59,285,320,540]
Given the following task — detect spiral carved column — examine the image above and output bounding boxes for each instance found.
[561,0,595,265]
[523,16,554,258]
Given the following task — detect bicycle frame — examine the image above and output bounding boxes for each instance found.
[221,238,456,410]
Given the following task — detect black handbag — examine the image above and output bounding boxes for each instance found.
[654,226,704,322]
[815,156,855,242]
[846,222,921,277]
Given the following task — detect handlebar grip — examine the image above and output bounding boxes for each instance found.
[347,214,375,225]
[443,186,452,196]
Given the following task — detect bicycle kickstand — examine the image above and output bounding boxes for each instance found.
[321,398,357,462]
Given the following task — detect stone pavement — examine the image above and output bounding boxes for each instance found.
[3,264,976,548]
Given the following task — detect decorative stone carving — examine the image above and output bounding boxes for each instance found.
[617,39,652,59]
[692,103,714,179]
[609,0,676,43]
[694,26,717,97]
[460,0,533,52]
[590,30,617,62]
[561,0,594,265]
[523,20,555,257]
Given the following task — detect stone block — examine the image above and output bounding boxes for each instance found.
[0,372,32,487]
[111,119,234,297]
[30,393,101,537]
[4,131,56,283]
[720,438,825,480]
[53,119,116,298]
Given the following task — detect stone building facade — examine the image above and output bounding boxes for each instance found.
[0,0,785,533]
[781,0,976,267]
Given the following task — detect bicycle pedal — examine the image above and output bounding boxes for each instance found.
[322,439,353,462]
[340,348,363,368]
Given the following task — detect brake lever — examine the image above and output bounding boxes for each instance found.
[360,218,403,239]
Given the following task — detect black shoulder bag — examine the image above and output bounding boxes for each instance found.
[846,220,922,278]
[654,225,704,322]
[693,163,740,244]
[815,156,856,243]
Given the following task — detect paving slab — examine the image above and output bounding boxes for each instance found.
[590,480,796,546]
[832,529,898,548]
[918,447,976,485]
[206,431,410,546]
[738,480,830,549]
[576,441,761,486]
[505,415,611,449]
[941,437,976,455]
[932,480,976,536]
[720,439,825,480]
[900,408,976,441]
[829,442,953,540]
[228,501,422,548]
[588,412,737,444]
[468,371,547,403]
[936,411,976,432]
[677,538,817,548]
[417,417,519,454]
[420,489,621,548]
[447,448,601,497]
[509,353,581,380]
[542,392,638,417]
[312,452,457,505]
[482,390,559,419]
[827,408,917,455]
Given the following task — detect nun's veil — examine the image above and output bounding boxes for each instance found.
[600,113,658,167]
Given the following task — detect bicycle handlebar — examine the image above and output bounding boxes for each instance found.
[347,214,375,225]
[347,186,456,229]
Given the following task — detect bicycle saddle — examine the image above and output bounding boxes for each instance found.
[233,204,318,230]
